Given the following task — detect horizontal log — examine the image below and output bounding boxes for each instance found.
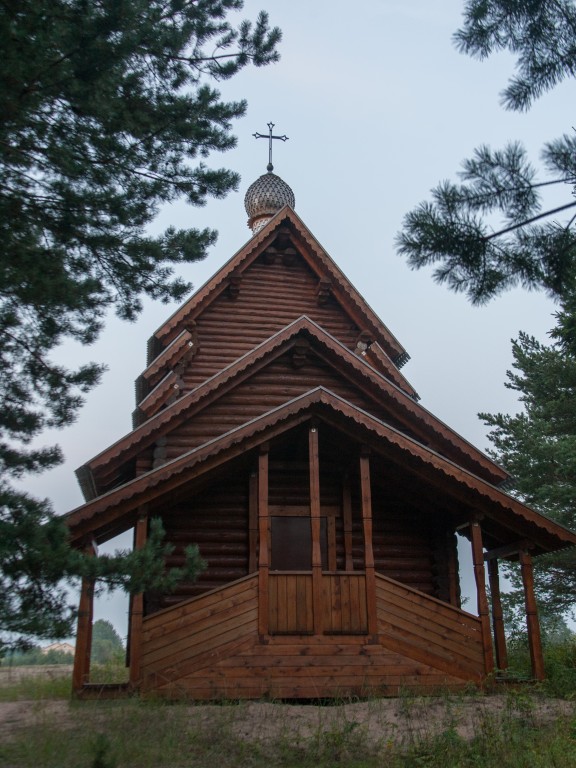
[166,540,247,554]
[165,527,247,540]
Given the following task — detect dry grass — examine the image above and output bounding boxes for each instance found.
[0,670,576,767]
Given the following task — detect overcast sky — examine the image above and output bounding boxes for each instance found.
[22,1,574,634]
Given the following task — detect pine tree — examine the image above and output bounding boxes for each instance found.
[396,0,576,304]
[480,278,576,623]
[0,0,280,650]
[396,1,576,624]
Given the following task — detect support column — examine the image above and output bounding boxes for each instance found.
[360,449,378,639]
[248,471,258,573]
[487,558,508,671]
[342,474,354,572]
[519,549,545,681]
[309,424,323,635]
[258,445,270,637]
[129,511,148,688]
[72,544,95,693]
[470,521,495,675]
[446,532,460,608]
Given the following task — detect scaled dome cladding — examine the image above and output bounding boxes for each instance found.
[244,171,295,220]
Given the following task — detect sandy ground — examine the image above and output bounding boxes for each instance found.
[1,685,574,746]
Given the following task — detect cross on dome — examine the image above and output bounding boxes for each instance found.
[253,122,289,172]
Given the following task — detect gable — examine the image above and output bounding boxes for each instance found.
[78,318,507,500]
[66,388,576,558]
[140,209,416,404]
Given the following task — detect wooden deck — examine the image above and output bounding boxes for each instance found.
[138,571,483,700]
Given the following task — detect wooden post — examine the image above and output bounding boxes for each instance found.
[446,532,460,608]
[248,471,258,573]
[342,474,354,571]
[309,424,323,635]
[487,558,508,670]
[470,521,495,675]
[72,544,95,693]
[258,445,270,637]
[360,449,378,639]
[129,511,148,688]
[519,549,545,680]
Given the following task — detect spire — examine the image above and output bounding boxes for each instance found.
[244,122,295,234]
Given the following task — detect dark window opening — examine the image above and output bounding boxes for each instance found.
[271,516,327,570]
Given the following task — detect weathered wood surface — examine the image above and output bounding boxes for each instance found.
[322,574,367,634]
[139,571,484,700]
[140,574,258,693]
[180,257,361,391]
[268,574,367,635]
[375,573,484,680]
[268,574,314,634]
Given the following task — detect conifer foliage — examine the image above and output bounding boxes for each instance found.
[397,0,576,624]
[480,280,576,621]
[0,0,279,650]
[397,0,576,304]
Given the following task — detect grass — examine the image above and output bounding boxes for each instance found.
[0,673,71,702]
[2,643,576,768]
[0,685,575,768]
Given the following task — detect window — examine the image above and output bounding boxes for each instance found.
[270,516,327,570]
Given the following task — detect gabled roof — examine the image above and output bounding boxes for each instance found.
[77,316,508,501]
[66,387,576,557]
[148,206,410,369]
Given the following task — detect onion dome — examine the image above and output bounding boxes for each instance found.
[244,170,295,234]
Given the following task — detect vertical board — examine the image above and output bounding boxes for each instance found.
[268,574,313,634]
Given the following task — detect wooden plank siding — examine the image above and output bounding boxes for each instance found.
[139,572,484,700]
[140,574,259,695]
[375,573,484,681]
[268,574,368,635]
[268,573,314,634]
[322,574,368,634]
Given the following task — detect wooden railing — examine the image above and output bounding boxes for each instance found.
[375,573,485,679]
[138,570,485,697]
[140,573,258,693]
[268,573,367,634]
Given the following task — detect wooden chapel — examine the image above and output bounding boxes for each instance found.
[66,159,576,700]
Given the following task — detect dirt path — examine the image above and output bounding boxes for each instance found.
[1,695,574,745]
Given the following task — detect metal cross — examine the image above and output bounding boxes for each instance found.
[253,122,289,172]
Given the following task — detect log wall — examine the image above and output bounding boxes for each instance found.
[179,256,362,391]
[162,353,390,463]
[153,475,250,610]
[150,445,455,613]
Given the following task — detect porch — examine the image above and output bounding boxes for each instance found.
[136,571,484,699]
